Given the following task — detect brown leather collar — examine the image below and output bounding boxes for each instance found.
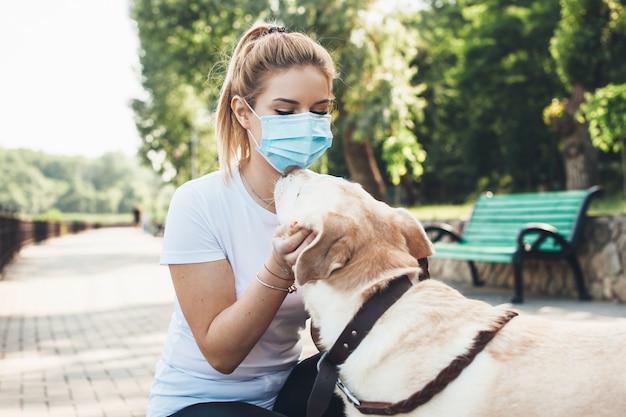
[307,275,414,417]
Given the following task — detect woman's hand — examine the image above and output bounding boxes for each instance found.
[271,222,317,273]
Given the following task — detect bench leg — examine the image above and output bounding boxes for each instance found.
[567,253,592,301]
[512,253,524,304]
[467,261,485,287]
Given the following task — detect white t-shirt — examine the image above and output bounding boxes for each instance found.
[147,168,308,417]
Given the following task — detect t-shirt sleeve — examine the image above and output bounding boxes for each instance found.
[159,183,226,265]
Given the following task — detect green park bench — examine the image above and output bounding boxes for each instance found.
[424,186,602,303]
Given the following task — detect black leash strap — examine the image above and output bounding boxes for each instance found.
[306,276,413,417]
[353,309,517,415]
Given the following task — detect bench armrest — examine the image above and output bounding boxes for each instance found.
[424,222,463,243]
[517,222,570,252]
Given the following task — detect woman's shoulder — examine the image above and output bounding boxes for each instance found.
[178,170,223,189]
[169,169,243,212]
[173,170,229,199]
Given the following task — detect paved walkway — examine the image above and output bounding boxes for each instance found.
[0,227,173,417]
[1,227,625,417]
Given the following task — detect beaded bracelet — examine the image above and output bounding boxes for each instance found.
[256,273,297,294]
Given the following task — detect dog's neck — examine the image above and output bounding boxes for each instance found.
[302,267,422,351]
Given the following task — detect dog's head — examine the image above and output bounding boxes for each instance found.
[274,167,434,290]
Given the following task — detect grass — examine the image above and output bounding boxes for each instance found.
[24,192,625,225]
[32,212,134,225]
[407,192,625,221]
[407,204,473,221]
[588,193,625,215]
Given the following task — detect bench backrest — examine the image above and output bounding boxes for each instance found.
[462,186,600,251]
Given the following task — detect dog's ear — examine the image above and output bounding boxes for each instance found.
[293,212,355,285]
[394,208,434,259]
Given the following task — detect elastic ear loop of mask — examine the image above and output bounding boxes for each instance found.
[243,99,262,147]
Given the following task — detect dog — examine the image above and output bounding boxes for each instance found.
[274,167,626,417]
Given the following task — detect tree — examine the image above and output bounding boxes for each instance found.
[0,155,57,215]
[0,150,67,214]
[546,0,624,189]
[0,149,166,217]
[130,0,271,184]
[580,83,626,199]
[335,9,426,202]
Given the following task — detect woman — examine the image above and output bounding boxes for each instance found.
[147,23,345,417]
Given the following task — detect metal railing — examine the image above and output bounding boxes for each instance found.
[0,215,94,275]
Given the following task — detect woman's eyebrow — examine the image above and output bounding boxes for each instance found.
[272,98,331,105]
[313,98,332,106]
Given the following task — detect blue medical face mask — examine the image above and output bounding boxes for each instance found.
[245,102,333,173]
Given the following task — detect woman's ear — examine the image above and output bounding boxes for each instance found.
[231,95,251,129]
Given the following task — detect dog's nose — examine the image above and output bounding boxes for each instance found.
[282,165,301,177]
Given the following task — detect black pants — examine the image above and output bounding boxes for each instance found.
[169,354,345,417]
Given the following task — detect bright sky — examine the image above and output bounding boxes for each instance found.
[0,0,144,158]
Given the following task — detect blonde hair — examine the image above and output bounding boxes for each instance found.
[215,23,337,180]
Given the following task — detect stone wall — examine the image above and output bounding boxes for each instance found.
[424,214,626,303]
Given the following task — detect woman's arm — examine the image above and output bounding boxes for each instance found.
[171,224,315,374]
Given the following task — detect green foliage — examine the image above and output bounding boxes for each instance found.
[543,98,568,128]
[0,150,62,214]
[129,0,268,183]
[605,1,626,84]
[546,0,626,129]
[128,0,626,204]
[414,0,565,200]
[581,83,626,152]
[546,0,626,191]
[37,208,63,222]
[0,148,168,219]
[550,0,612,89]
[581,83,626,198]
[337,10,427,185]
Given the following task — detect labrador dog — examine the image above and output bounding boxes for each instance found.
[274,167,626,417]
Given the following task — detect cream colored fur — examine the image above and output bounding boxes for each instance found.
[274,168,626,417]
